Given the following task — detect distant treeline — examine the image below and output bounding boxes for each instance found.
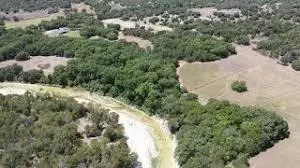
[0,0,83,12]
[86,0,300,22]
[0,64,44,83]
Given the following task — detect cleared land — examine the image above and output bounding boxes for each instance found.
[118,32,153,49]
[4,10,64,28]
[71,2,95,14]
[177,45,300,168]
[0,56,71,75]
[189,7,244,21]
[102,18,172,32]
[3,3,94,28]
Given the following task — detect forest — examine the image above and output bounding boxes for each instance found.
[0,93,136,167]
[86,0,300,22]
[0,11,290,167]
[0,1,295,167]
[83,0,300,70]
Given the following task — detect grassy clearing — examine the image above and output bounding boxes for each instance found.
[5,13,63,29]
[0,82,178,168]
[63,30,81,38]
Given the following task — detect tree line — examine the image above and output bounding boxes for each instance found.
[0,0,83,13]
[0,64,45,83]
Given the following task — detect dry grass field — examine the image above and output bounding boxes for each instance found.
[4,3,94,29]
[177,45,300,168]
[102,18,172,32]
[71,2,95,14]
[118,32,153,49]
[4,10,64,28]
[0,56,71,75]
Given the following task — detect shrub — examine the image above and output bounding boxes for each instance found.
[231,80,248,92]
[279,56,289,66]
[237,36,250,46]
[63,50,74,58]
[292,59,300,71]
[12,16,19,22]
[15,51,30,61]
[107,24,121,31]
[21,69,44,83]
[105,32,118,40]
[149,17,160,24]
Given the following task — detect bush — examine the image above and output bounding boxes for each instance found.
[21,69,44,83]
[107,24,121,31]
[149,17,160,24]
[231,80,248,92]
[15,51,30,61]
[105,32,118,40]
[237,36,250,46]
[292,59,300,71]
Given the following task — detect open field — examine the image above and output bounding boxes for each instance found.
[0,82,179,168]
[71,2,95,14]
[177,45,300,168]
[118,32,153,49]
[0,56,71,75]
[63,30,81,38]
[102,18,172,32]
[189,7,244,21]
[4,12,64,28]
[3,3,94,29]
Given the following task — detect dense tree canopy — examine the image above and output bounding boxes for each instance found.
[176,99,288,168]
[0,93,136,167]
[152,31,236,62]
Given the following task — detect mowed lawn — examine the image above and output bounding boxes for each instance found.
[177,45,300,168]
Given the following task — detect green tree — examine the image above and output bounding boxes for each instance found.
[237,36,250,46]
[15,51,30,61]
[292,59,300,71]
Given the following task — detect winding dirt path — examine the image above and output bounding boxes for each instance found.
[0,82,178,168]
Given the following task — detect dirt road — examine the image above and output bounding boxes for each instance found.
[0,82,178,168]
